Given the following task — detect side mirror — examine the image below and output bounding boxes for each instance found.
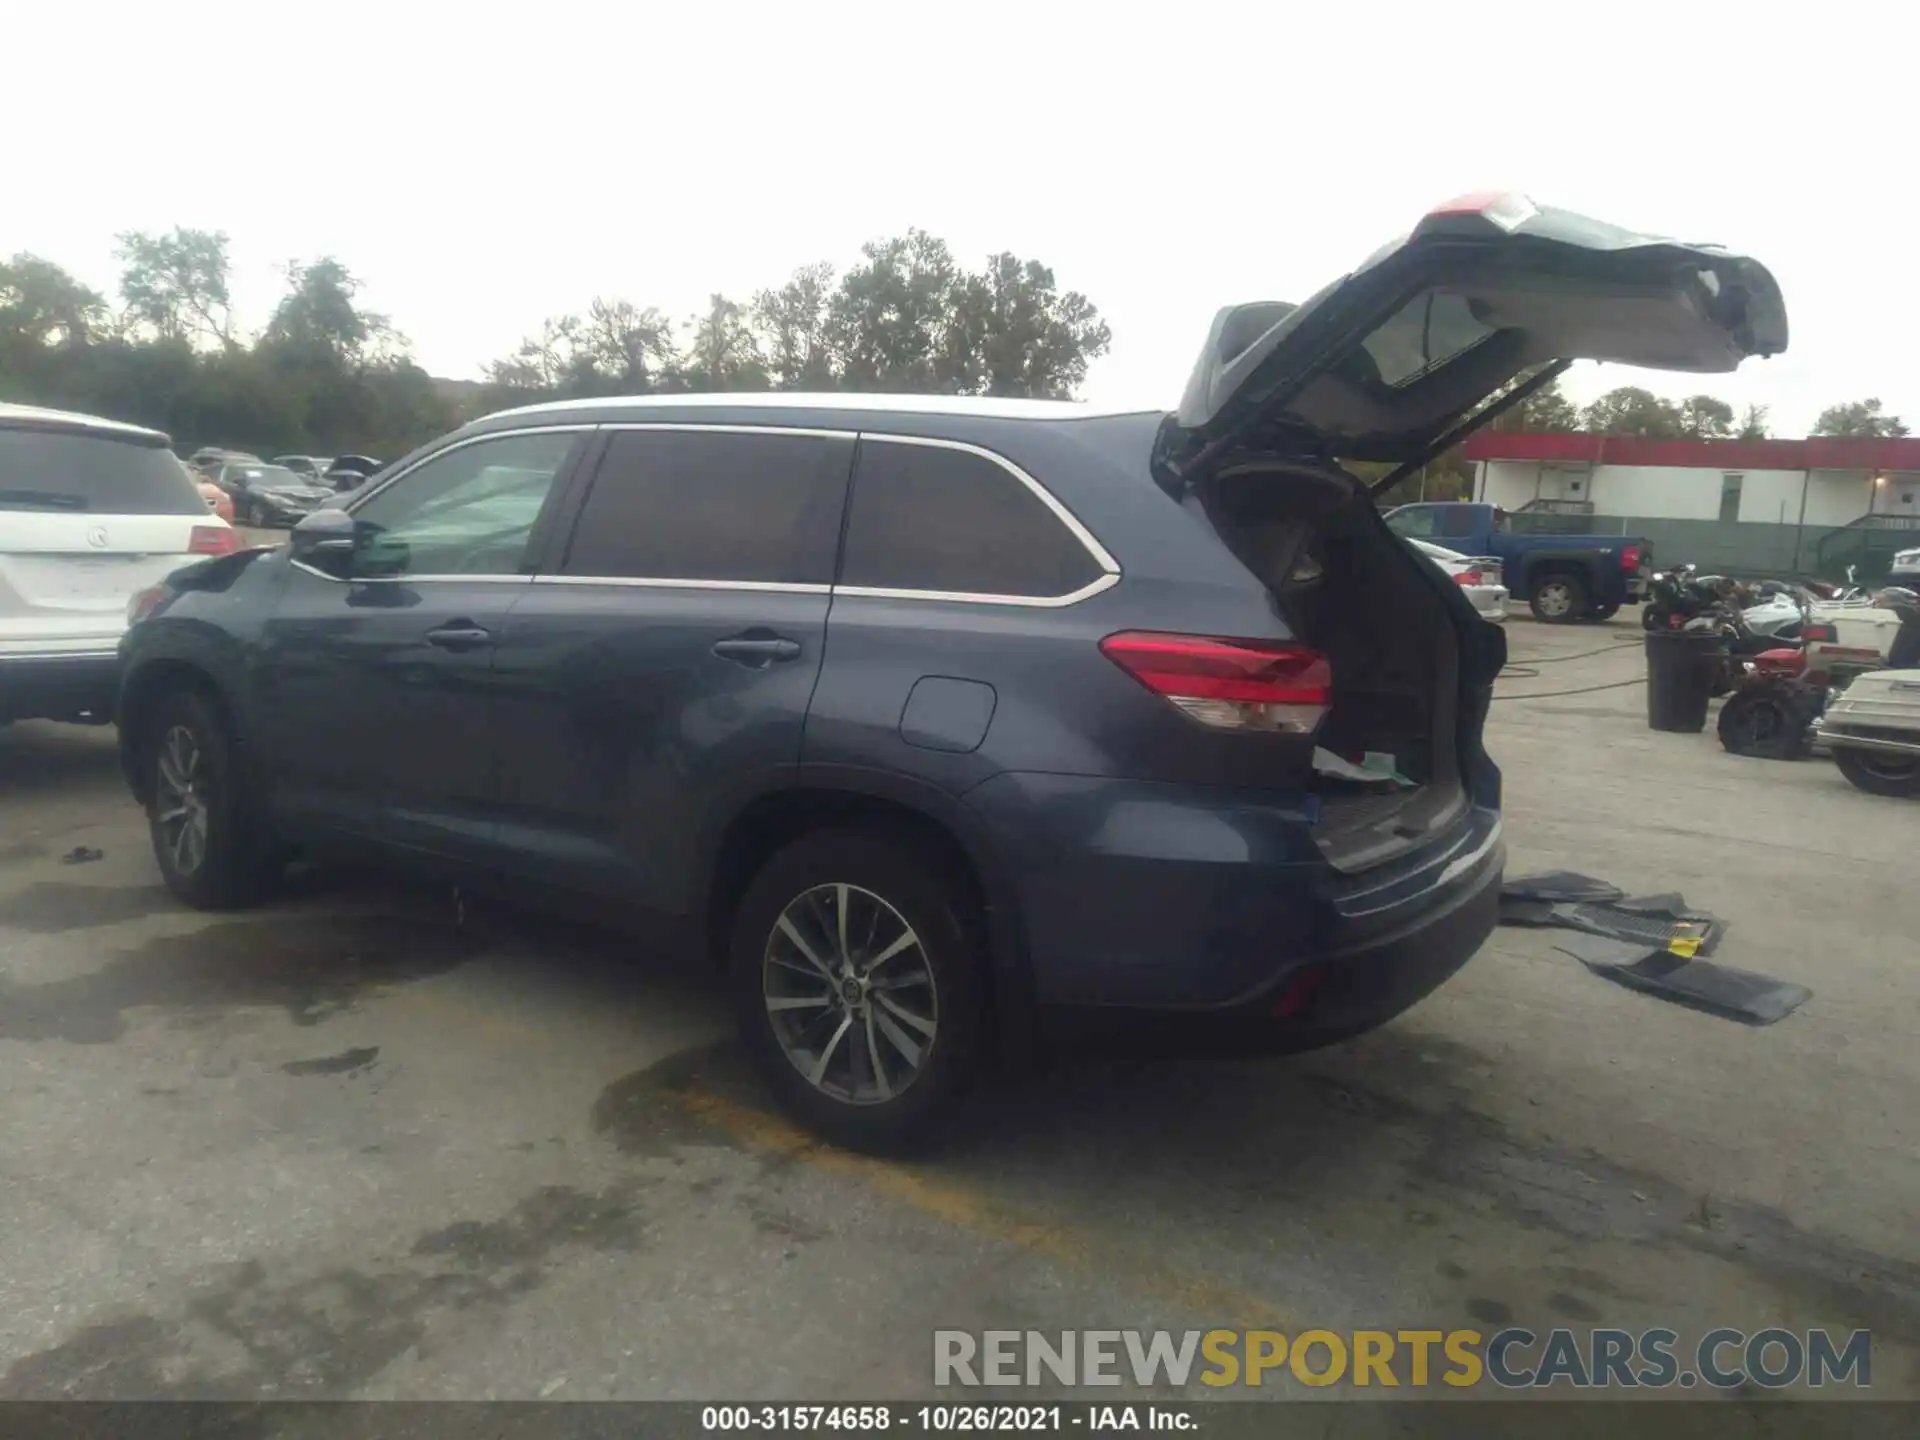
[289,508,358,570]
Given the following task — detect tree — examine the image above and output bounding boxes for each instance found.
[827,229,966,392]
[680,292,767,392]
[483,229,1112,406]
[1676,394,1735,439]
[949,253,1111,399]
[1811,397,1909,439]
[579,299,677,392]
[1581,386,1684,438]
[1486,370,1580,433]
[751,262,838,391]
[1737,404,1770,440]
[0,253,109,351]
[115,228,236,347]
[260,258,393,365]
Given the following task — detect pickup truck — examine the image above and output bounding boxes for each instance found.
[1382,502,1652,624]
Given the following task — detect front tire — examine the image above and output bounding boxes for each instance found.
[728,828,987,1153]
[1833,747,1920,798]
[1529,573,1589,624]
[144,690,272,908]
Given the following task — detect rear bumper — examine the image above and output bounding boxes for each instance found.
[961,771,1503,1026]
[0,650,122,723]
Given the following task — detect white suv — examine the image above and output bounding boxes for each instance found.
[1,404,237,725]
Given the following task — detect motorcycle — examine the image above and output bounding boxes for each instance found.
[1812,587,1920,797]
[1741,566,1875,642]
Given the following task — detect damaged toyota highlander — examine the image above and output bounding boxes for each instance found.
[115,195,1787,1148]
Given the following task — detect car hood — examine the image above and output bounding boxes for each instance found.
[1161,193,1787,480]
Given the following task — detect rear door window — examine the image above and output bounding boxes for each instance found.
[561,429,854,586]
[839,438,1106,599]
[0,427,206,515]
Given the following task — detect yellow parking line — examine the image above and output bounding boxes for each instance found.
[672,1087,1302,1332]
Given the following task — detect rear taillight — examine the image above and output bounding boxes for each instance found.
[1621,546,1642,571]
[189,525,237,556]
[1801,623,1837,643]
[1100,632,1332,734]
[1453,570,1483,587]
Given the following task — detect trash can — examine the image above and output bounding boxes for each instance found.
[1644,630,1720,732]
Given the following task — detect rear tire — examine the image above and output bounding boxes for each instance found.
[1529,572,1589,624]
[143,690,274,908]
[1833,747,1920,798]
[728,827,988,1154]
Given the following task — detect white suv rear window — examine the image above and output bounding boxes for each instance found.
[0,427,207,516]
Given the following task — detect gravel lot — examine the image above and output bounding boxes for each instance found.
[2,616,1915,1402]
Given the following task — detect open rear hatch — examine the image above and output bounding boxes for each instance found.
[1155,193,1787,868]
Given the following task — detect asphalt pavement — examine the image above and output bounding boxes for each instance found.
[2,617,1915,1402]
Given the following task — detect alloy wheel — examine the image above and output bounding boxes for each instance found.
[155,724,211,877]
[762,883,938,1106]
[1537,582,1574,618]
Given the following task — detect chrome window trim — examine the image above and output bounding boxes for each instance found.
[597,421,856,442]
[831,573,1121,608]
[288,561,535,585]
[533,575,831,596]
[314,420,1124,608]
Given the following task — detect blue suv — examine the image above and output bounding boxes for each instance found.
[117,197,1786,1147]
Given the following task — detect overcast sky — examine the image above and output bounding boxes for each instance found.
[8,2,1913,435]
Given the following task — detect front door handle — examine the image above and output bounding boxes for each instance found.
[712,634,803,667]
[425,622,493,652]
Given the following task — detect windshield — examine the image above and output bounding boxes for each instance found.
[0,426,206,514]
[236,465,307,488]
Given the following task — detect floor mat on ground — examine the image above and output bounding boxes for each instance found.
[1548,933,1813,1026]
[1499,872,1808,1023]
[1498,872,1725,957]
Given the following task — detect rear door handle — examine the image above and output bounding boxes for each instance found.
[425,622,494,652]
[712,634,803,667]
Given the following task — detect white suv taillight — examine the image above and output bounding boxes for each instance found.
[189,524,237,556]
[1100,632,1332,734]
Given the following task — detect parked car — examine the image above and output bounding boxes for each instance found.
[321,454,382,491]
[194,475,236,525]
[1,404,236,726]
[116,194,1786,1147]
[1382,501,1653,623]
[1409,539,1507,621]
[271,455,334,480]
[1890,545,1920,588]
[186,447,261,476]
[212,462,336,527]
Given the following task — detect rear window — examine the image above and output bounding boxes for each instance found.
[839,439,1106,599]
[0,427,206,515]
[1361,291,1499,388]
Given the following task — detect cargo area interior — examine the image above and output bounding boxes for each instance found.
[1197,462,1467,871]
